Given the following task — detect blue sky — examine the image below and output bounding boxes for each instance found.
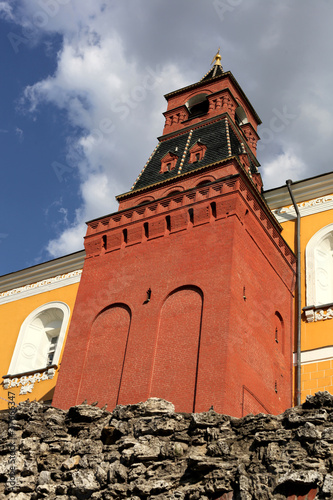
[1,0,333,276]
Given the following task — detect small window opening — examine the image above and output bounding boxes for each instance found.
[274,311,284,352]
[189,101,209,118]
[235,105,248,126]
[123,228,128,244]
[144,222,149,239]
[189,142,207,164]
[188,208,194,225]
[189,101,209,117]
[210,202,217,219]
[160,154,178,174]
[166,215,171,232]
[102,235,107,250]
[186,93,209,119]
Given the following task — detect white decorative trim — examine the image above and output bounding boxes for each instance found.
[304,307,333,322]
[0,251,85,292]
[0,270,82,305]
[314,308,333,322]
[293,346,333,365]
[20,383,34,395]
[131,143,160,190]
[264,171,333,212]
[3,367,56,394]
[272,194,333,222]
[304,309,315,322]
[177,129,193,174]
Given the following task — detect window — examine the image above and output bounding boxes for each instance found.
[188,208,194,225]
[144,222,149,239]
[210,202,217,219]
[274,311,284,352]
[47,336,59,366]
[235,105,248,126]
[166,215,171,232]
[186,93,209,119]
[160,152,179,173]
[189,141,207,164]
[7,302,70,376]
[306,224,333,307]
[102,235,107,250]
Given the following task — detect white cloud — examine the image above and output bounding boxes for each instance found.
[262,150,306,190]
[298,101,333,141]
[0,1,13,20]
[11,1,187,258]
[3,0,333,263]
[46,222,86,257]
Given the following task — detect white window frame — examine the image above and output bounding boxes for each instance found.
[7,301,70,376]
[306,223,333,307]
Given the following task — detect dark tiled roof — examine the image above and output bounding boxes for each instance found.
[132,118,243,191]
[200,65,224,82]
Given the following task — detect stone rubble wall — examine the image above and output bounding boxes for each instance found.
[1,393,333,499]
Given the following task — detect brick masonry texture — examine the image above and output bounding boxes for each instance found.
[1,393,333,499]
[53,176,296,416]
[302,361,333,399]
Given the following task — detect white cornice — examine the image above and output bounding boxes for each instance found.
[0,270,82,305]
[269,193,333,223]
[264,172,333,210]
[0,251,85,294]
[293,345,333,365]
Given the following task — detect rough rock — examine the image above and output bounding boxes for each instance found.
[1,393,333,498]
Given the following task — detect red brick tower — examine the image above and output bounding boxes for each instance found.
[53,51,296,417]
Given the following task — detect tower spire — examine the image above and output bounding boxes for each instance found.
[200,48,224,81]
[211,47,222,67]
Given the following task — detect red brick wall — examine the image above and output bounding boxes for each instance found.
[76,304,131,407]
[53,175,295,417]
[148,287,203,412]
[163,73,260,137]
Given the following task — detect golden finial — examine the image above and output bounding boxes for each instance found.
[211,48,222,66]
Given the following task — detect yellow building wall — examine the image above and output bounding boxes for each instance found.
[280,208,333,403]
[301,360,333,401]
[0,282,79,411]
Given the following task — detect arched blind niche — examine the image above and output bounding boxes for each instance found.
[150,286,203,412]
[77,304,131,407]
